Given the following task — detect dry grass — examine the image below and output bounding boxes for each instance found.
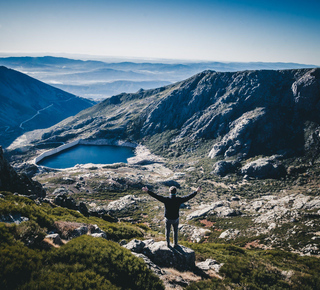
[54,221,85,239]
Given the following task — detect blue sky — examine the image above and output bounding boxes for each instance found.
[0,0,319,65]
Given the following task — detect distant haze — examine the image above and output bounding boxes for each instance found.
[0,0,319,66]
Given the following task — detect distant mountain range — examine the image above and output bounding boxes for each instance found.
[0,56,317,100]
[11,67,320,166]
[0,66,95,148]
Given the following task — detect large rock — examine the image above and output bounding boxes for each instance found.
[143,241,195,271]
[240,156,286,179]
[212,160,240,176]
[186,201,224,220]
[54,192,77,210]
[105,195,142,213]
[178,224,210,242]
[123,239,196,271]
[45,233,63,246]
[196,259,224,273]
[132,253,167,276]
[0,146,46,197]
[0,213,29,224]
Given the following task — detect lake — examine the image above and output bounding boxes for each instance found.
[38,144,135,169]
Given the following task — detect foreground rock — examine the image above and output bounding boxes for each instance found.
[123,239,195,271]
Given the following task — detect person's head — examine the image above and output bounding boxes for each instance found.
[169,186,177,196]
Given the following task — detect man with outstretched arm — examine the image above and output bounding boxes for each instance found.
[142,185,202,248]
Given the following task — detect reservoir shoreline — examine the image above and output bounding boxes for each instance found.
[34,139,138,166]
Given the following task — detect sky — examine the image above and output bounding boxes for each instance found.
[0,0,319,65]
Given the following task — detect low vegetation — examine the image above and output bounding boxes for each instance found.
[1,187,320,289]
[0,192,163,289]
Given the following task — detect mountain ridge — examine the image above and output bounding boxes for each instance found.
[0,56,317,99]
[10,68,320,167]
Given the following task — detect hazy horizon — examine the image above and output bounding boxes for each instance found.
[0,0,319,66]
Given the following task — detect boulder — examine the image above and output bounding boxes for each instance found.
[196,259,224,273]
[0,213,29,224]
[143,241,195,271]
[123,239,196,271]
[186,201,224,220]
[214,206,242,217]
[106,195,141,213]
[89,224,107,239]
[240,156,286,179]
[219,229,240,240]
[54,192,77,210]
[78,201,89,216]
[52,187,68,195]
[123,239,146,253]
[212,160,240,177]
[70,225,89,239]
[45,233,63,245]
[90,232,107,239]
[132,253,167,276]
[178,224,210,242]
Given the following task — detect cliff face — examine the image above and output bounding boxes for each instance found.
[10,68,320,161]
[0,146,45,197]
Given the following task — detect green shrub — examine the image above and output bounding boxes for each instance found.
[0,193,54,228]
[48,235,164,290]
[186,278,228,290]
[0,244,43,290]
[0,223,16,245]
[23,264,115,290]
[16,220,46,247]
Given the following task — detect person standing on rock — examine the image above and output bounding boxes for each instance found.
[142,185,201,248]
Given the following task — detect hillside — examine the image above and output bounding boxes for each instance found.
[12,68,320,164]
[0,66,95,147]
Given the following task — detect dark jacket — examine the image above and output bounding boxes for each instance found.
[147,190,198,219]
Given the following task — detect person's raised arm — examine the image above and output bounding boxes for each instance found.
[181,186,202,202]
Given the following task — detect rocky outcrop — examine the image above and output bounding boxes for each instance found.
[196,259,224,274]
[178,224,210,242]
[123,239,196,271]
[0,146,45,197]
[0,213,29,224]
[240,156,286,179]
[105,195,142,213]
[53,221,107,240]
[45,233,63,246]
[212,160,240,177]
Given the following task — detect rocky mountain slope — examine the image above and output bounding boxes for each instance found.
[12,68,320,166]
[0,146,45,197]
[0,66,95,147]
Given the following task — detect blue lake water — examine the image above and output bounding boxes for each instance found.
[38,144,135,169]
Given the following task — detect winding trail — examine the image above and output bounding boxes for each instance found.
[20,104,54,129]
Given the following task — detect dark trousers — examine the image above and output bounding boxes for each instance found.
[165,218,179,246]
